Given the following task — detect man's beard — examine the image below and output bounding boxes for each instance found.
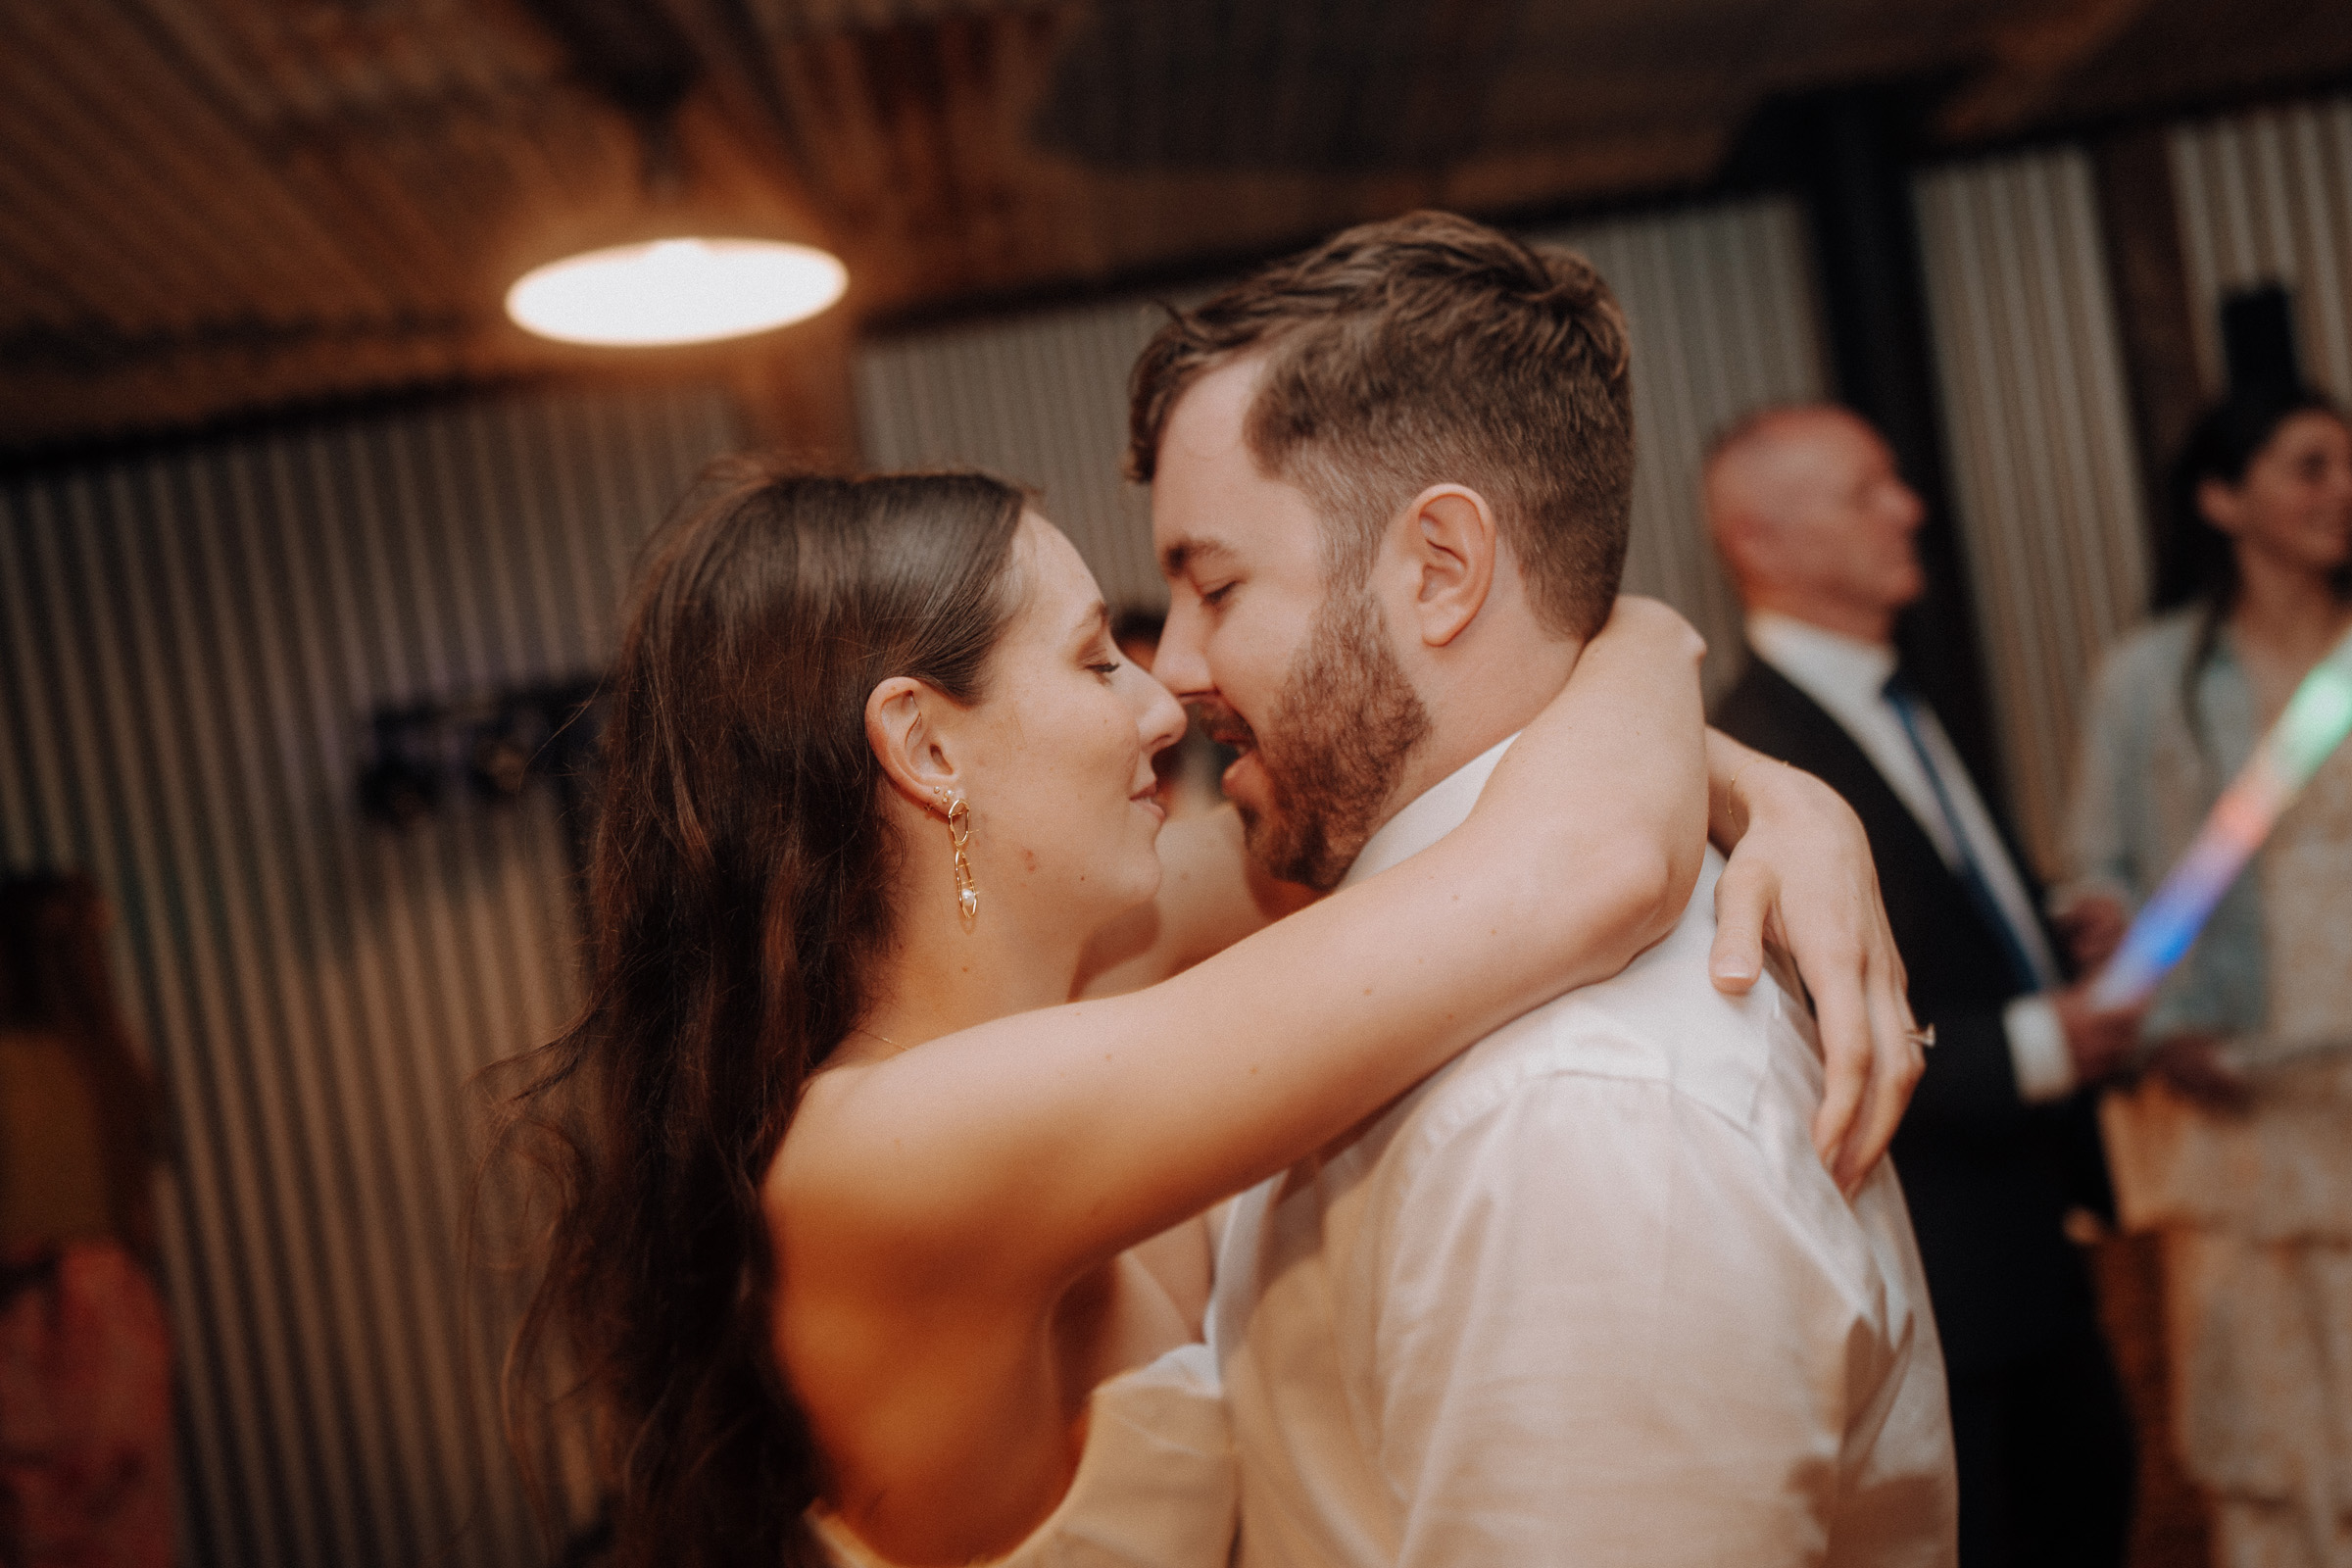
[1204,585,1431,892]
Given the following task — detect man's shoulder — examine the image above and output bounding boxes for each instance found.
[1384,867,1806,1180]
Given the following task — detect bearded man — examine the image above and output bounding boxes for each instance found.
[1129,212,1960,1567]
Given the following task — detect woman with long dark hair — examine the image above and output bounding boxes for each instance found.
[2062,386,2352,1568]
[504,461,1919,1568]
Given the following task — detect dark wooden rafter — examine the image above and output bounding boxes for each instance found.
[1940,0,2159,140]
[6,0,2352,454]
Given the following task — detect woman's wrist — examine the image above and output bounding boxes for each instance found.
[1706,731,1788,848]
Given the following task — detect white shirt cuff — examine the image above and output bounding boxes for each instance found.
[2005,995,2076,1103]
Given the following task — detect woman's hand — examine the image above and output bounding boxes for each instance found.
[1705,733,1922,1194]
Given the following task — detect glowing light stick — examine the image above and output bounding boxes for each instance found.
[2091,621,2352,1008]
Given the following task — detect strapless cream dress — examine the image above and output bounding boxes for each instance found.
[810,1343,1236,1568]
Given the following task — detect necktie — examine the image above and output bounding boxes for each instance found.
[1881,669,2044,994]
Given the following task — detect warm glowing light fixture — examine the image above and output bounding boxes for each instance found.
[507,236,847,348]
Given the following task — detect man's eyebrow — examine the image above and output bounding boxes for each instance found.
[1159,537,1237,577]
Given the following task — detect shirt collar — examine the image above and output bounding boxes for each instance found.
[1745,610,1897,708]
[1338,733,1520,891]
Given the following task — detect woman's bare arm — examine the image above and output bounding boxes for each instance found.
[1074,662,1924,1194]
[776,596,1708,1298]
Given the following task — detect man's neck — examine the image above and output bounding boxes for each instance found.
[1371,636,1584,848]
[1745,588,1892,648]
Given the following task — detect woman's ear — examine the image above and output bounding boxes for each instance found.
[865,676,962,809]
[1401,485,1499,648]
[2197,475,2247,537]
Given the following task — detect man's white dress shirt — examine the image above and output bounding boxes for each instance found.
[1208,736,1958,1567]
[1744,612,2074,1102]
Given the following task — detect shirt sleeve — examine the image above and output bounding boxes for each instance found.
[2003,995,2077,1104]
[1363,1072,1856,1568]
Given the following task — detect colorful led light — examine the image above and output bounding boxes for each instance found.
[2091,622,2352,1008]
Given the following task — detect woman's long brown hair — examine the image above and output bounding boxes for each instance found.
[498,462,1026,1567]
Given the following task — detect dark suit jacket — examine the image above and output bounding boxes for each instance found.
[1713,657,2111,1372]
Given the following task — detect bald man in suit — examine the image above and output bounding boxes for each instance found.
[1705,406,2137,1568]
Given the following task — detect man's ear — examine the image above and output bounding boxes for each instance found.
[1710,508,1764,593]
[865,675,963,809]
[1400,485,1499,649]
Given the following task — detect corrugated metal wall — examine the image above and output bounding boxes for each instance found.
[856,197,1827,695]
[857,290,1206,614]
[0,382,744,1568]
[1915,147,2152,877]
[2172,91,2352,399]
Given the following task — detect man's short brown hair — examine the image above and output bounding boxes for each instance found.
[1128,210,1634,639]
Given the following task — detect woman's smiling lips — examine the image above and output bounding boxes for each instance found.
[1130,777,1165,822]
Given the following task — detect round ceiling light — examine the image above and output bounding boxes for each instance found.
[506,237,848,347]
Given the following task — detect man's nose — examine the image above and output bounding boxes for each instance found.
[1152,599,1215,700]
[1135,673,1187,757]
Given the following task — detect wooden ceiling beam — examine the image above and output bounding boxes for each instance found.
[7,6,361,327]
[33,0,434,316]
[1938,0,2156,140]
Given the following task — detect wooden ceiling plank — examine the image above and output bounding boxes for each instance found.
[961,8,1103,288]
[654,0,834,218]
[448,1,576,101]
[499,92,635,257]
[444,3,630,233]
[1941,0,2158,139]
[870,31,970,282]
[784,31,899,227]
[0,244,86,336]
[928,13,1019,289]
[787,30,916,263]
[113,0,281,123]
[0,163,178,329]
[0,76,222,330]
[11,11,386,330]
[172,0,342,123]
[0,16,261,328]
[21,0,410,319]
[137,0,487,306]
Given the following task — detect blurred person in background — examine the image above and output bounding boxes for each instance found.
[2060,386,2352,1568]
[0,872,173,1568]
[1707,404,2137,1568]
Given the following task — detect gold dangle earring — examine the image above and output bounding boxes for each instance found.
[932,787,978,925]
